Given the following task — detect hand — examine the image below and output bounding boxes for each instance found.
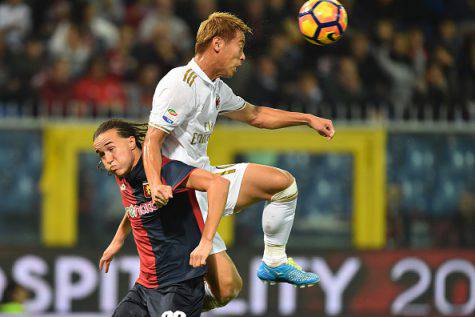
[99,241,123,273]
[189,239,213,268]
[151,184,173,207]
[308,116,335,140]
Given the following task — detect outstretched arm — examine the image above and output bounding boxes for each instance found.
[185,169,230,267]
[99,212,131,273]
[223,102,335,139]
[143,126,173,207]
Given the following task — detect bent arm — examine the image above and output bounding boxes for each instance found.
[223,102,311,130]
[223,102,335,139]
[185,169,229,242]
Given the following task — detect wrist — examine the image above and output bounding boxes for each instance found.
[112,239,124,246]
[200,236,213,244]
[303,113,313,125]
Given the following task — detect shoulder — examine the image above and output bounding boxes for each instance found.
[216,78,233,93]
[154,66,198,97]
[163,159,195,173]
[161,159,196,189]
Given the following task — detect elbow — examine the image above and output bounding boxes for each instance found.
[247,106,271,129]
[249,115,275,129]
[249,117,266,129]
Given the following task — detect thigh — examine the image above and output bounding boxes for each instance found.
[205,251,242,296]
[146,277,205,317]
[236,163,293,209]
[113,284,149,317]
[195,163,248,217]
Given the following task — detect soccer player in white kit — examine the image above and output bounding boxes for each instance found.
[143,12,335,309]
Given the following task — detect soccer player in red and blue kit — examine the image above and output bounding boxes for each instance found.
[93,119,230,317]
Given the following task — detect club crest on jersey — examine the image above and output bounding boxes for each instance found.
[215,96,220,109]
[143,182,151,198]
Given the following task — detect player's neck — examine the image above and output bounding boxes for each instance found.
[194,54,220,81]
[133,149,142,168]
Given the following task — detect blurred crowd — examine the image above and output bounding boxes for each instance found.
[0,0,474,121]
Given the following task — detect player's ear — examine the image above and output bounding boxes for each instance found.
[212,36,224,53]
[128,136,136,150]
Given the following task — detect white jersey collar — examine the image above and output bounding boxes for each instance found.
[189,58,216,87]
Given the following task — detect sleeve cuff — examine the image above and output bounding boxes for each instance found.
[219,100,246,114]
[148,122,171,134]
[172,168,196,191]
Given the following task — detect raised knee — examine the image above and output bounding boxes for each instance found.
[215,275,243,306]
[271,171,298,202]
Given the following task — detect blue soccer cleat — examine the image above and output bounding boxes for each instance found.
[257,258,320,288]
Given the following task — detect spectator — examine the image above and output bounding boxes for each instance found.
[458,33,475,107]
[242,0,268,55]
[0,33,8,95]
[190,0,218,31]
[39,58,74,116]
[288,72,323,115]
[425,63,450,119]
[8,37,45,88]
[374,19,394,49]
[127,64,162,118]
[132,25,183,74]
[267,0,287,22]
[0,0,472,121]
[0,279,28,313]
[327,57,365,118]
[438,19,460,56]
[108,25,138,80]
[49,23,94,76]
[138,0,192,55]
[82,2,120,50]
[0,0,31,50]
[73,57,126,116]
[350,32,390,106]
[374,32,417,118]
[94,0,125,25]
[247,56,280,106]
[267,33,303,83]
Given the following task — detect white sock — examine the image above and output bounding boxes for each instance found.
[262,197,297,267]
[263,243,287,267]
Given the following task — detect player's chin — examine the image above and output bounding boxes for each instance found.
[110,168,123,177]
[224,67,237,78]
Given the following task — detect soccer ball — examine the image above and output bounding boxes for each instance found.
[298,0,348,45]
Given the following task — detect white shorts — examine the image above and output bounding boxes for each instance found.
[195,163,249,255]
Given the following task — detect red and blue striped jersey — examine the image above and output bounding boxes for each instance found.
[115,156,206,288]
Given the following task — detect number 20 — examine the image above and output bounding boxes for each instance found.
[391,258,475,316]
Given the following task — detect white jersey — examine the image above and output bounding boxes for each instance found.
[149,59,245,171]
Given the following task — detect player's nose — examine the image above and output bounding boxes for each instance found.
[105,152,114,164]
[241,52,245,61]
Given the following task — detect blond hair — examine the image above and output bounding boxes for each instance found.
[195,12,252,54]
